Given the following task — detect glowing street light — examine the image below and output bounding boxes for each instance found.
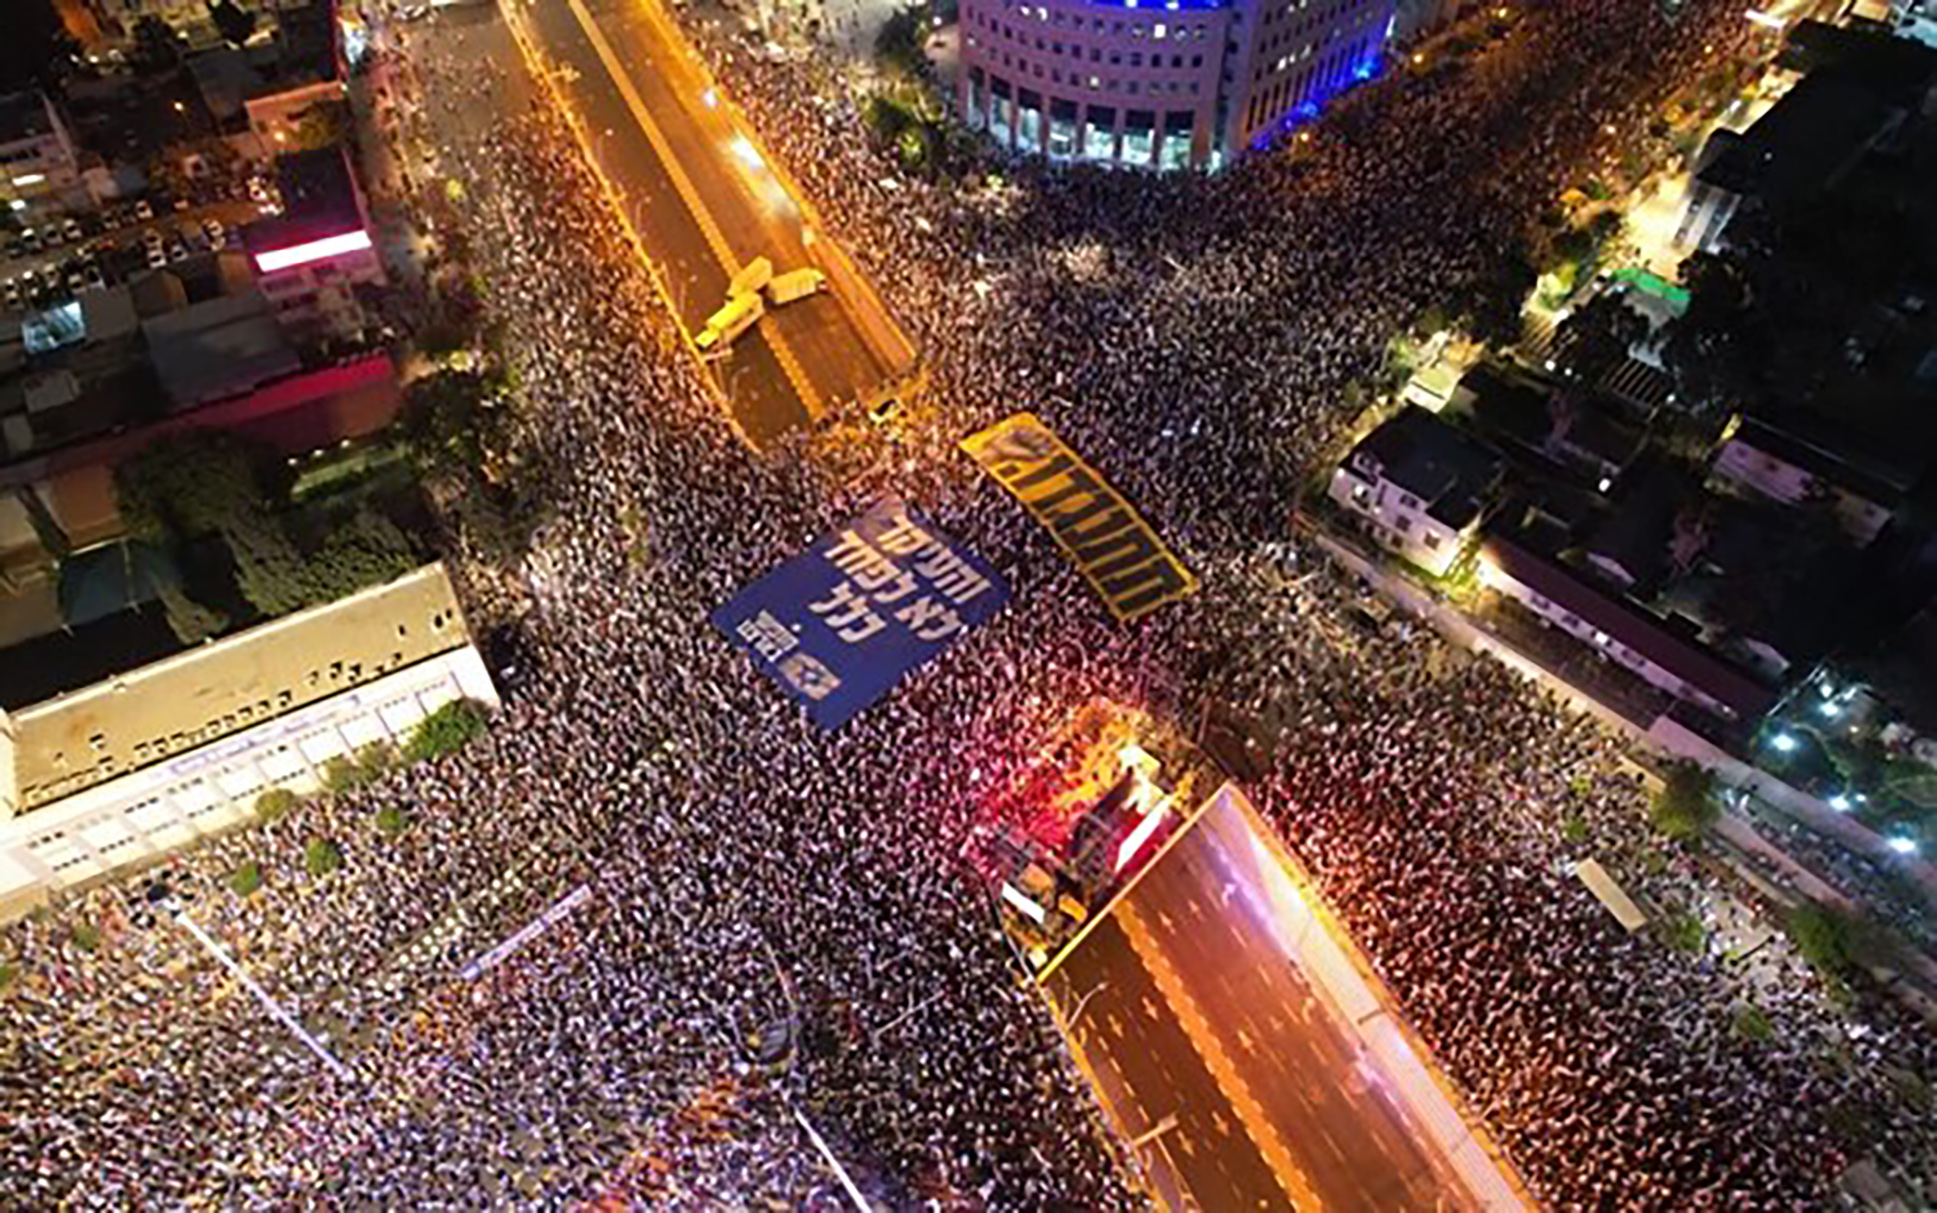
[1887,837,1919,856]
[729,135,765,171]
[1829,794,1851,812]
[1769,733,1798,753]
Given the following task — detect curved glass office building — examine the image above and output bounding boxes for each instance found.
[959,0,1394,170]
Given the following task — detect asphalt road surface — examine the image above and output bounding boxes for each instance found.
[1045,794,1469,1212]
[507,0,893,447]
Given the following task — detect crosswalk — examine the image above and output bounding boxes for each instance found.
[1517,312,1678,412]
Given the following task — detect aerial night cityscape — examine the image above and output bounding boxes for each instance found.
[3,0,1937,1203]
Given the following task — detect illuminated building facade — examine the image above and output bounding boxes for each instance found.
[240,147,385,342]
[958,0,1395,170]
[0,91,83,215]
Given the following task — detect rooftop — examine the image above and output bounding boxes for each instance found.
[1696,74,1896,213]
[142,289,301,408]
[1783,20,1937,111]
[1728,414,1922,505]
[2,563,469,816]
[1350,405,1502,529]
[1485,533,1776,721]
[243,147,367,259]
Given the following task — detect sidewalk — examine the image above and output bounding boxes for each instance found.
[1305,523,1937,943]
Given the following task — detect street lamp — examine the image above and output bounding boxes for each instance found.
[1067,980,1110,1028]
[142,879,356,1083]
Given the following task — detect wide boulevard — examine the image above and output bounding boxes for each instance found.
[1041,786,1524,1211]
[491,0,908,447]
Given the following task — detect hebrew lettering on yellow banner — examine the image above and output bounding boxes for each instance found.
[961,413,1198,622]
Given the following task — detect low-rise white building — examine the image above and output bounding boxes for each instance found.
[0,564,497,918]
[0,91,84,217]
[1710,415,1911,544]
[1330,406,1501,577]
[241,147,384,342]
[1479,534,1776,724]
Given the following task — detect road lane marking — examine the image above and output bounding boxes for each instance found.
[629,0,917,380]
[1036,791,1218,984]
[559,0,824,423]
[1119,900,1319,1212]
[497,0,755,448]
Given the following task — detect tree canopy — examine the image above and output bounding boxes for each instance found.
[1557,291,1650,381]
[1649,762,1717,840]
[208,0,257,48]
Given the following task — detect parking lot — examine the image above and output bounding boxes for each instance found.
[2,188,269,314]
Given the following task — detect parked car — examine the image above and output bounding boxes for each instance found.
[135,198,154,221]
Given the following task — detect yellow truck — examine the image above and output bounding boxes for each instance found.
[765,267,826,306]
[695,291,764,352]
[729,256,774,298]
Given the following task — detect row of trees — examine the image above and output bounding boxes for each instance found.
[230,700,491,898]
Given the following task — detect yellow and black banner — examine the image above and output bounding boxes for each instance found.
[961,413,1197,622]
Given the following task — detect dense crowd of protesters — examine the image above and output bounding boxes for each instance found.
[2,0,1934,1206]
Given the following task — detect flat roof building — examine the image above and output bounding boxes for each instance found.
[0,563,498,916]
[959,0,1394,170]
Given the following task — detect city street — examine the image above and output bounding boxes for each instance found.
[1043,787,1520,1211]
[495,0,903,446]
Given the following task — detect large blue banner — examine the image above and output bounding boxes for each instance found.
[712,498,1010,730]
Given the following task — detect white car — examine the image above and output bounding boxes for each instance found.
[135,199,154,221]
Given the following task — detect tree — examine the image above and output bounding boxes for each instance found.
[1661,250,1760,413]
[115,432,269,541]
[1454,252,1536,350]
[1556,291,1650,380]
[131,16,186,76]
[402,699,489,763]
[397,369,502,474]
[291,99,353,151]
[255,788,300,821]
[228,861,263,897]
[863,94,914,146]
[115,432,314,617]
[224,509,313,617]
[1650,762,1716,840]
[1732,1004,1773,1043]
[375,807,411,838]
[874,7,926,78]
[1784,901,1895,982]
[304,838,344,878]
[156,581,228,645]
[208,0,257,48]
[308,509,419,599]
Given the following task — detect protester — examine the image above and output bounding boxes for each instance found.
[2,0,1932,1206]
